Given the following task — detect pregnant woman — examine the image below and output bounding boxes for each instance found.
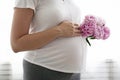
[10,0,87,80]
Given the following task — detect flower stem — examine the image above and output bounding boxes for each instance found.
[86,38,91,46]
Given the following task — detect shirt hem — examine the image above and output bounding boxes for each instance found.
[24,58,81,73]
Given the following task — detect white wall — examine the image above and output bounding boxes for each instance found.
[0,0,24,75]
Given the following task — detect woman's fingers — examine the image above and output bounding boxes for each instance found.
[73,23,80,29]
[57,20,81,37]
[74,23,79,26]
[72,32,81,36]
[74,29,81,33]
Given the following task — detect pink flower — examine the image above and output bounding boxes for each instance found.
[103,26,110,39]
[79,15,110,46]
[79,15,97,38]
[80,23,95,37]
[96,17,105,27]
[93,25,104,39]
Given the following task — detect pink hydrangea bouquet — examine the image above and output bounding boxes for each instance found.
[79,15,110,46]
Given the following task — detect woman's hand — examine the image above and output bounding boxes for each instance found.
[56,20,81,37]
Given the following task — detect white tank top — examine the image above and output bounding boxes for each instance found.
[15,0,87,73]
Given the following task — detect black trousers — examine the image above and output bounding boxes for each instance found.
[23,60,81,80]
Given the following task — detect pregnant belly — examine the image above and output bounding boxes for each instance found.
[34,37,86,63]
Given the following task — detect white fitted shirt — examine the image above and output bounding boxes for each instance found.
[15,0,87,73]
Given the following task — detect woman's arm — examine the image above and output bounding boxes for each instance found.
[10,8,80,53]
[11,8,61,53]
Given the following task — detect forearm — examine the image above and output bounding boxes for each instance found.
[12,27,61,53]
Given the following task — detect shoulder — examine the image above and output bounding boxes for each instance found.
[14,0,40,11]
[15,0,40,7]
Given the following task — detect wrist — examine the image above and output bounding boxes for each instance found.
[52,26,63,38]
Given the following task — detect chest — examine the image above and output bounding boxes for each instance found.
[33,0,80,27]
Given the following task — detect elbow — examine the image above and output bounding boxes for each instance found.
[12,47,19,53]
[11,42,22,53]
[11,45,20,53]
